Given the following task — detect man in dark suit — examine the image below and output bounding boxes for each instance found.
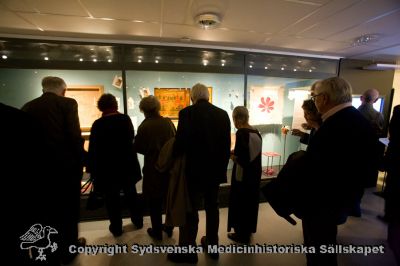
[2,102,60,265]
[302,77,377,266]
[169,83,231,263]
[22,76,86,264]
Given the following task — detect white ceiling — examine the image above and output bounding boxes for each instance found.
[0,0,399,62]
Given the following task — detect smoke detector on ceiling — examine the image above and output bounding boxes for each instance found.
[195,13,221,29]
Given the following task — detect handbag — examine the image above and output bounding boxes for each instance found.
[81,178,104,210]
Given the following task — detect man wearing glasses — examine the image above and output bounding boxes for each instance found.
[300,77,377,266]
[291,81,322,144]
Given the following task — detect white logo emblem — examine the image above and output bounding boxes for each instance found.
[20,223,58,261]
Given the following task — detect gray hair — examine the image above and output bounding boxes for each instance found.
[232,106,249,124]
[139,95,161,116]
[310,80,322,94]
[42,76,66,95]
[319,77,352,105]
[191,83,209,103]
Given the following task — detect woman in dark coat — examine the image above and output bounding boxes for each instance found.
[228,106,262,243]
[87,93,142,237]
[133,95,176,240]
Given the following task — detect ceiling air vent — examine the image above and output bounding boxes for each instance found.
[195,13,221,30]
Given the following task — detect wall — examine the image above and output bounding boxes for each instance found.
[391,69,400,116]
[339,59,395,132]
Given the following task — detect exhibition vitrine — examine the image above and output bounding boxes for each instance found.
[0,38,339,191]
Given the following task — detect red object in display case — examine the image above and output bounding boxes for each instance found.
[262,151,281,176]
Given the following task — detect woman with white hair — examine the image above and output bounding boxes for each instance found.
[134,95,176,240]
[227,106,262,243]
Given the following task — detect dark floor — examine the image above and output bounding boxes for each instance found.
[72,185,397,266]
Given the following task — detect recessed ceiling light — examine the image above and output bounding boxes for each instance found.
[90,48,94,51]
[79,58,83,62]
[264,66,268,69]
[293,69,297,72]
[2,55,7,59]
[221,63,225,66]
[108,59,112,63]
[309,69,312,72]
[203,60,208,66]
[352,34,379,46]
[138,59,142,63]
[93,58,97,62]
[281,67,284,70]
[44,57,49,61]
[155,59,159,63]
[249,65,253,68]
[298,60,302,63]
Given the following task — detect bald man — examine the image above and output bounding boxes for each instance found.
[358,89,385,190]
[358,88,384,136]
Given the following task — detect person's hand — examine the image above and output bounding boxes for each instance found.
[301,123,312,130]
[291,129,305,138]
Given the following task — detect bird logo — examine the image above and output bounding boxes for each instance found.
[20,223,58,261]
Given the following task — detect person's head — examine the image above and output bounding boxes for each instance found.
[310,80,322,97]
[41,76,67,96]
[139,95,161,118]
[302,99,322,129]
[361,88,380,104]
[190,83,209,104]
[312,77,352,114]
[232,106,249,129]
[97,93,118,112]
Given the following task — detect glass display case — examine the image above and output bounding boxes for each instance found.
[0,38,339,191]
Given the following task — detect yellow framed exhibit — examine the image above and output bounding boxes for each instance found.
[154,88,191,119]
[154,87,213,119]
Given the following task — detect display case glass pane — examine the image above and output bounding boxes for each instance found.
[126,70,245,188]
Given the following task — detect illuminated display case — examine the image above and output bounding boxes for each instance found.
[0,38,339,192]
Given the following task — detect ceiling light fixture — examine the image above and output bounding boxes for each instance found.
[79,58,83,62]
[44,57,49,61]
[108,59,112,63]
[138,59,142,63]
[93,58,97,62]
[195,13,221,30]
[352,34,379,46]
[155,59,159,63]
[363,63,400,70]
[2,55,7,59]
